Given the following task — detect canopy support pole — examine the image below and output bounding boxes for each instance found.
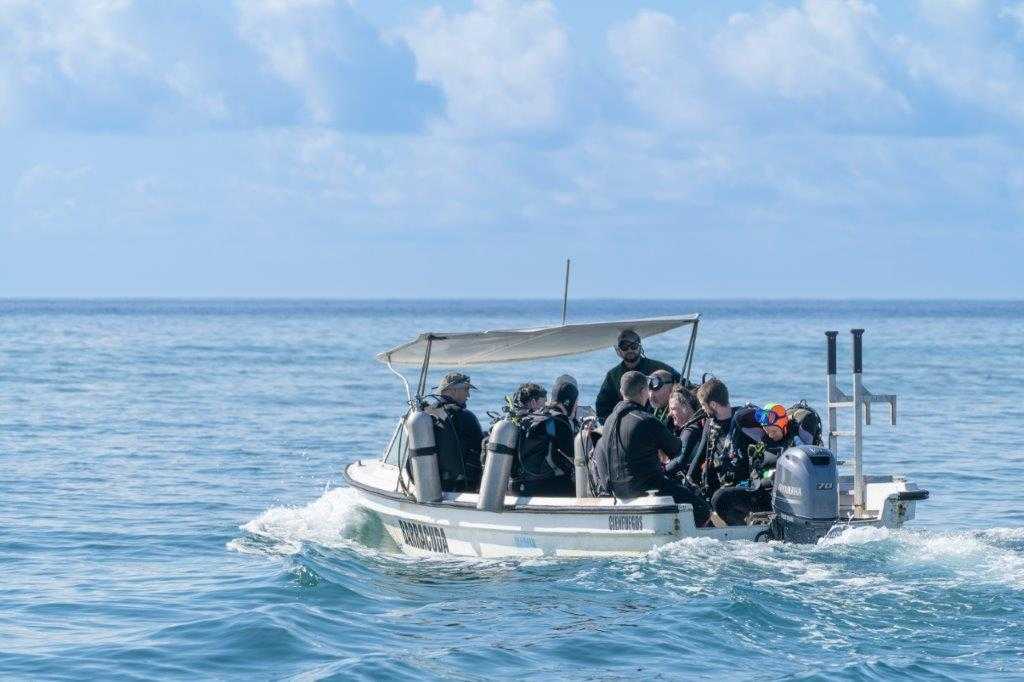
[682,319,698,383]
[386,354,412,406]
[415,335,435,403]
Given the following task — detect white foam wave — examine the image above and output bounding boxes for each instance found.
[631,525,1024,598]
[230,486,369,556]
[980,527,1024,542]
[818,525,1024,590]
[818,525,892,546]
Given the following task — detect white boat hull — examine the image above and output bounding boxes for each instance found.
[344,460,925,558]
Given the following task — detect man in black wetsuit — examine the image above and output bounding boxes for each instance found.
[509,375,579,497]
[690,378,787,526]
[595,329,678,423]
[592,371,710,524]
[429,372,485,491]
[688,378,738,492]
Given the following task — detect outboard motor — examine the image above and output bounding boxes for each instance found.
[771,445,839,543]
[406,410,443,504]
[477,418,518,512]
[573,431,592,499]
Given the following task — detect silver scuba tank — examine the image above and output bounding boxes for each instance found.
[477,418,518,512]
[406,410,443,503]
[573,430,592,499]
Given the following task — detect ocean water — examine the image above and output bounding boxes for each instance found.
[1,299,1022,680]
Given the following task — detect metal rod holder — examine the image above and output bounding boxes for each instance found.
[825,329,898,512]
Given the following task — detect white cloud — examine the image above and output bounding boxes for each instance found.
[398,0,569,134]
[607,11,713,129]
[0,0,436,131]
[235,0,340,125]
[608,0,1024,132]
[1004,1,1024,37]
[163,61,229,121]
[897,0,1024,124]
[714,1,895,104]
[609,1,913,132]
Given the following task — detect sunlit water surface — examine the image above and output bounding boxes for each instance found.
[1,300,1022,680]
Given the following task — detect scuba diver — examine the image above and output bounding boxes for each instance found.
[662,386,704,479]
[592,371,710,525]
[503,382,547,424]
[709,403,791,526]
[508,375,579,497]
[427,372,485,492]
[595,329,678,423]
[647,369,675,424]
[687,377,743,496]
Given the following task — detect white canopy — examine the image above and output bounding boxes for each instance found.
[377,315,699,367]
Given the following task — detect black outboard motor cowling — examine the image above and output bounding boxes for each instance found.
[771,445,839,543]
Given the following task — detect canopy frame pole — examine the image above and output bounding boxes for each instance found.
[682,319,699,383]
[386,354,412,406]
[415,335,435,403]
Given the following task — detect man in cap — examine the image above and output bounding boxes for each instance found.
[595,329,678,423]
[429,372,485,491]
[509,375,580,497]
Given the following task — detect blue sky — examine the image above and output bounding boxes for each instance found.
[1,0,1022,298]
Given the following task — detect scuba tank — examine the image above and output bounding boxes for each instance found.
[477,418,519,512]
[573,428,592,499]
[406,410,442,503]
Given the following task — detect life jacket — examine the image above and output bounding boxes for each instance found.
[513,409,572,484]
[698,407,757,493]
[425,402,467,485]
[787,400,823,446]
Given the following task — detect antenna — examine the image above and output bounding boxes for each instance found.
[561,258,571,325]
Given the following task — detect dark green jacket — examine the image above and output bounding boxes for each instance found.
[595,357,678,423]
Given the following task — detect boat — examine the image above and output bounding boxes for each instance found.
[344,315,928,557]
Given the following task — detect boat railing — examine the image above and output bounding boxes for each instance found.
[825,329,898,512]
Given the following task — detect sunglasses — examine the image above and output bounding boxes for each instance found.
[648,375,671,391]
[618,340,640,351]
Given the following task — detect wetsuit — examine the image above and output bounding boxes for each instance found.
[430,395,484,491]
[664,423,702,478]
[686,407,740,495]
[595,358,678,423]
[510,407,576,497]
[592,399,710,524]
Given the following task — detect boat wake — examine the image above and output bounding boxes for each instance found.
[230,486,1024,600]
[228,486,388,558]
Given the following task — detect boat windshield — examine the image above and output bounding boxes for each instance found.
[381,416,407,466]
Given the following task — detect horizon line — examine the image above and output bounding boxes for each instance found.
[1,296,1021,303]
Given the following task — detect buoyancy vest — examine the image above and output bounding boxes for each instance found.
[591,401,647,495]
[426,402,467,484]
[787,400,823,446]
[514,409,573,484]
